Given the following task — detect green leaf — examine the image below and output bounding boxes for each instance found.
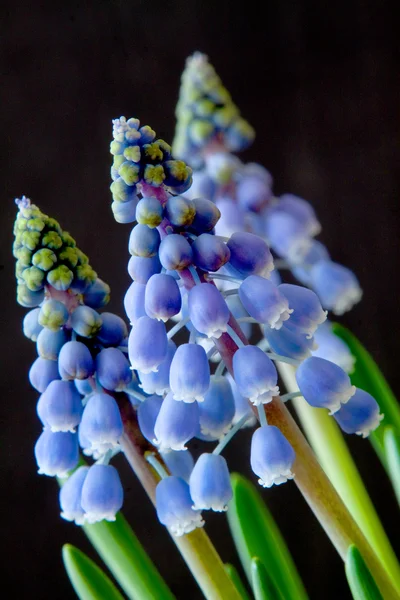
[251,557,284,600]
[332,322,400,466]
[383,426,400,505]
[227,473,308,600]
[62,544,124,600]
[83,513,176,600]
[224,563,252,600]
[345,545,383,600]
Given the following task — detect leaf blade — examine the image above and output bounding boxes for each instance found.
[62,544,124,600]
[345,545,383,600]
[383,426,400,506]
[251,557,284,600]
[224,563,252,600]
[227,473,308,600]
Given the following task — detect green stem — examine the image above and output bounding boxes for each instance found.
[277,362,400,596]
[117,394,242,600]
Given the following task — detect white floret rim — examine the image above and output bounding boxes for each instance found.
[328,385,356,415]
[250,385,280,406]
[268,307,293,330]
[258,467,295,488]
[356,412,384,438]
[332,286,363,316]
[168,513,205,537]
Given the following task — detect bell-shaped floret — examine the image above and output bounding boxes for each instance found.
[124,282,147,324]
[236,174,273,213]
[70,306,102,338]
[291,240,330,286]
[296,356,356,414]
[34,430,79,477]
[96,313,128,346]
[127,255,162,284]
[96,348,132,391]
[58,341,95,380]
[198,375,235,438]
[137,395,163,443]
[82,278,110,309]
[188,283,229,338]
[37,328,69,361]
[158,234,193,271]
[156,476,204,536]
[192,234,230,272]
[263,324,316,361]
[23,308,43,341]
[189,453,232,511]
[227,232,274,278]
[138,340,176,395]
[165,195,196,227]
[74,378,93,396]
[129,224,161,257]
[233,346,279,405]
[184,170,215,202]
[38,380,82,432]
[29,357,61,392]
[145,274,182,322]
[250,425,295,487]
[312,321,355,373]
[153,392,199,451]
[278,284,327,338]
[169,343,210,402]
[265,211,312,264]
[310,260,362,315]
[128,316,168,373]
[81,464,123,524]
[59,466,89,525]
[161,449,194,483]
[334,388,383,437]
[239,275,292,329]
[38,299,69,331]
[80,392,123,453]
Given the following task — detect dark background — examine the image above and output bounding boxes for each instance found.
[1,1,399,598]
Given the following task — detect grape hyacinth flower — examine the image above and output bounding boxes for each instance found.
[250,426,296,487]
[189,453,232,511]
[80,464,124,523]
[334,389,384,437]
[156,476,204,536]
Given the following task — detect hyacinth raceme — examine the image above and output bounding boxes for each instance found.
[13,63,384,541]
[104,113,383,537]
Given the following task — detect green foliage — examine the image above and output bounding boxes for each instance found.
[224,563,252,600]
[227,473,308,600]
[251,557,285,600]
[345,545,383,600]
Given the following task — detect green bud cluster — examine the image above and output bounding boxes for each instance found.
[173,52,255,166]
[13,197,97,306]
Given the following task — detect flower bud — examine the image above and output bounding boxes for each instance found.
[188,283,229,338]
[23,308,43,341]
[96,348,132,391]
[124,282,147,324]
[165,195,196,227]
[37,328,69,361]
[145,274,182,321]
[127,255,162,284]
[159,234,193,271]
[82,278,111,308]
[96,312,128,346]
[70,306,102,338]
[192,234,230,272]
[136,197,163,228]
[129,224,161,257]
[38,299,69,331]
[58,341,95,380]
[29,357,60,392]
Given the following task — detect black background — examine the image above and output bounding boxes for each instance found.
[1,1,400,599]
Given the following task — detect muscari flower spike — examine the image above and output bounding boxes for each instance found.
[172,52,255,167]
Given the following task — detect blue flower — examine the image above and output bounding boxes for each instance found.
[250,425,295,487]
[169,343,210,402]
[263,324,316,361]
[59,466,89,525]
[82,278,111,309]
[265,211,312,264]
[198,375,235,439]
[81,464,123,523]
[192,234,231,272]
[156,476,204,536]
[310,260,363,315]
[296,356,356,414]
[144,274,182,322]
[239,275,292,329]
[129,224,161,257]
[161,450,194,483]
[124,282,147,324]
[128,316,168,373]
[79,392,123,453]
[23,308,43,341]
[34,430,79,477]
[137,395,163,443]
[70,306,102,338]
[38,380,82,432]
[58,341,95,381]
[96,348,132,391]
[233,345,279,405]
[96,313,128,346]
[312,321,355,373]
[227,232,274,278]
[29,357,60,393]
[189,453,232,511]
[158,234,193,271]
[153,392,199,451]
[128,254,162,284]
[278,284,327,338]
[138,340,176,396]
[38,299,69,331]
[188,283,230,338]
[37,328,69,361]
[334,388,383,437]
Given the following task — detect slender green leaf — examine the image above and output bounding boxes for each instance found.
[332,322,400,466]
[345,545,383,600]
[62,544,124,600]
[251,557,284,600]
[227,473,308,600]
[383,427,400,505]
[83,513,175,600]
[224,563,252,600]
